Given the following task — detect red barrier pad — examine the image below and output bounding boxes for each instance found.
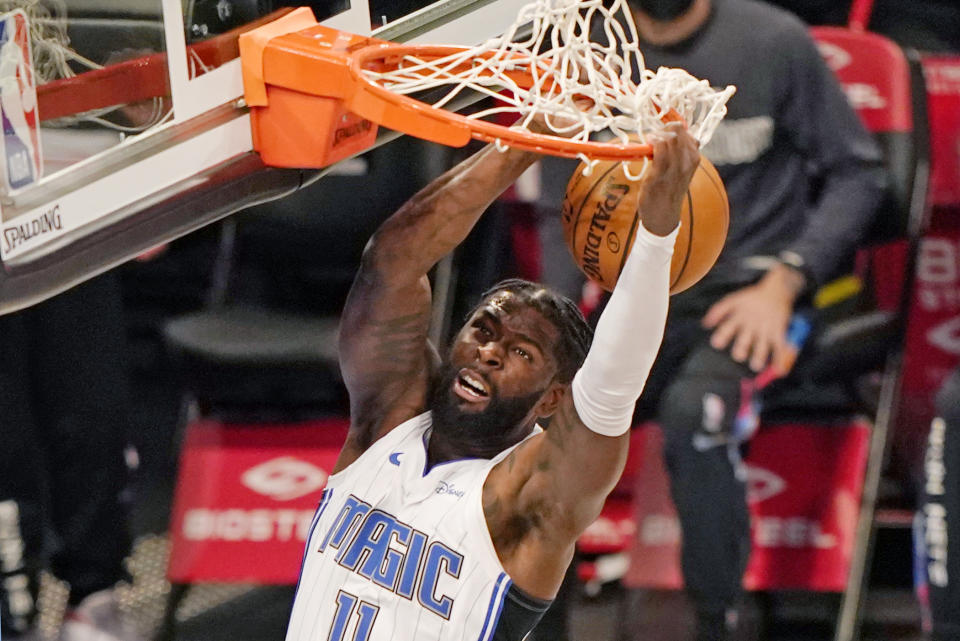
[923,56,960,206]
[895,227,960,477]
[616,426,684,589]
[167,418,349,584]
[742,422,869,590]
[810,27,912,134]
[618,420,869,592]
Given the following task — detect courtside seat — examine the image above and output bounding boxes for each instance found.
[163,307,344,418]
[760,306,902,420]
[768,307,898,415]
[161,136,435,420]
[577,26,930,599]
[751,31,930,631]
[760,27,929,420]
[797,310,898,381]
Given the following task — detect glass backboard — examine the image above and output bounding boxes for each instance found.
[0,0,532,313]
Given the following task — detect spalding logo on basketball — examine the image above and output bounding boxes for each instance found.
[561,154,729,294]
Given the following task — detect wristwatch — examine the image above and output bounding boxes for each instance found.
[777,250,814,295]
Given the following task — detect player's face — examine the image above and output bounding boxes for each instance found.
[433,293,561,431]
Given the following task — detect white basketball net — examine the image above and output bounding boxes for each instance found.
[363,0,735,179]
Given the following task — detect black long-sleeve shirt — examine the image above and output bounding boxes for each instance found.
[634,0,887,288]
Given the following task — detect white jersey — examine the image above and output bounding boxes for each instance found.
[285,413,546,641]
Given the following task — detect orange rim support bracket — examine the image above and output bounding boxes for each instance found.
[239,12,662,168]
[240,12,384,168]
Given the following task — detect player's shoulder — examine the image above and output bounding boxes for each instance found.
[370,411,431,453]
[332,411,431,480]
[485,427,549,498]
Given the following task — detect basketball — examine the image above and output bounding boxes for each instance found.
[561,154,729,294]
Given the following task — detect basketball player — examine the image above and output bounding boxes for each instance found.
[283,123,700,641]
[617,3,884,639]
[0,273,138,641]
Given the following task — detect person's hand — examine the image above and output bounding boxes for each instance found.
[702,263,805,372]
[637,122,700,236]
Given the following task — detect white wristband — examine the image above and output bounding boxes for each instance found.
[572,223,677,436]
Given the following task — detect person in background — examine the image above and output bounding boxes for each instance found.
[533,0,886,639]
[0,272,142,641]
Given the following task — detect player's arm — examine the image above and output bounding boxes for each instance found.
[774,22,886,287]
[538,127,697,515]
[335,143,543,470]
[489,127,699,595]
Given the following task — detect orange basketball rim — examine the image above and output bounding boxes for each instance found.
[239,8,660,168]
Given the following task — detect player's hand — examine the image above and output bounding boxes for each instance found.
[637,122,700,236]
[702,264,803,372]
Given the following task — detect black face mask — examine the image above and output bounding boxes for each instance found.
[630,0,696,21]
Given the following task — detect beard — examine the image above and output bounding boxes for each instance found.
[428,362,545,457]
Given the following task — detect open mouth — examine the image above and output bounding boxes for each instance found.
[453,368,490,403]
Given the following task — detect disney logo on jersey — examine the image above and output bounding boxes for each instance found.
[241,456,328,501]
[435,481,465,498]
